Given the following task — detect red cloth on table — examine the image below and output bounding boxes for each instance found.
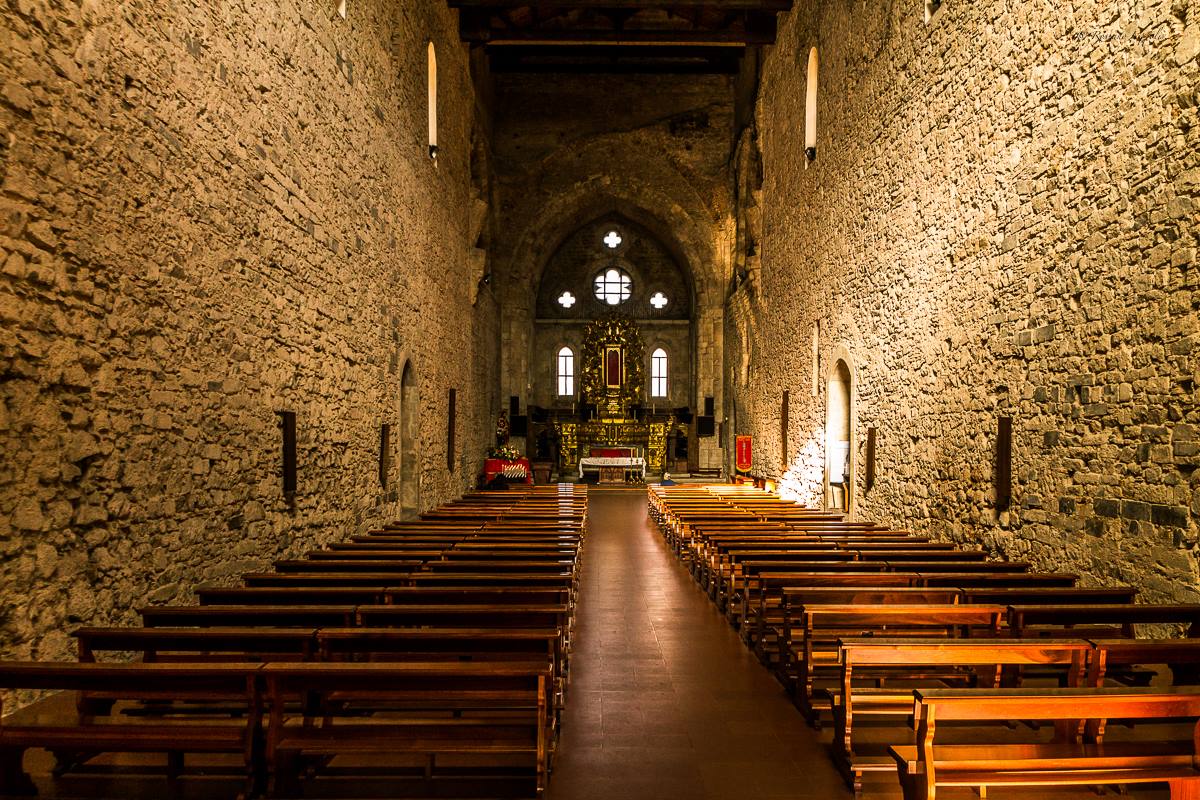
[588,448,635,458]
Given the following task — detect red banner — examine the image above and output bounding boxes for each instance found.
[735,436,753,473]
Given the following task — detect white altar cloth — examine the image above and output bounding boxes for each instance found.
[578,456,646,479]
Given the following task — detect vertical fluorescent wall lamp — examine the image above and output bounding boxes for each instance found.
[427,41,438,164]
[805,47,819,167]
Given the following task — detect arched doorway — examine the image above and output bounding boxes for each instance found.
[399,361,420,519]
[824,358,853,514]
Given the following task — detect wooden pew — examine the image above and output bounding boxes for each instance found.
[261,661,551,797]
[140,605,357,628]
[243,571,417,588]
[1009,604,1200,639]
[832,638,1090,795]
[960,586,1137,605]
[383,586,572,608]
[0,662,263,796]
[735,562,894,631]
[196,585,390,605]
[355,604,569,632]
[890,687,1200,800]
[918,572,1077,588]
[768,587,960,668]
[740,570,916,634]
[789,604,1006,723]
[73,626,317,663]
[1089,638,1200,688]
[316,628,559,669]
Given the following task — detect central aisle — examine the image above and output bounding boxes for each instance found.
[547,488,852,800]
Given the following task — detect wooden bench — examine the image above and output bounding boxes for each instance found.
[740,571,917,635]
[196,585,390,605]
[1009,604,1200,639]
[918,572,1077,588]
[0,661,263,796]
[789,604,1006,723]
[768,587,960,669]
[960,586,1137,605]
[356,604,570,632]
[73,626,317,663]
[140,605,357,628]
[261,661,551,799]
[1089,638,1200,688]
[833,638,1090,796]
[890,687,1200,800]
[242,571,417,587]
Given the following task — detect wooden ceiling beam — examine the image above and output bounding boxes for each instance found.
[447,0,792,10]
[466,30,776,45]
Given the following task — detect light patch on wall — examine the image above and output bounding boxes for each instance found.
[805,47,819,165]
[427,42,438,162]
[778,436,825,506]
[810,322,819,396]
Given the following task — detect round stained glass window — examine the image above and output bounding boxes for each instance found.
[593,268,632,305]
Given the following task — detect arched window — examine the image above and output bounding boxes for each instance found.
[805,47,818,163]
[427,42,438,161]
[557,347,575,397]
[650,348,668,397]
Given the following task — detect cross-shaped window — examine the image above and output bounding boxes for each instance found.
[650,292,669,310]
[603,230,622,249]
[558,291,576,309]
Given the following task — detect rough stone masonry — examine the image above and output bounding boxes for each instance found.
[0,0,498,662]
[730,0,1200,599]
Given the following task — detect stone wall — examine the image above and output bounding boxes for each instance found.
[733,0,1200,598]
[0,0,497,660]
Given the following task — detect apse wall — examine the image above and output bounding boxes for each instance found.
[491,71,736,470]
[739,0,1200,597]
[0,0,497,660]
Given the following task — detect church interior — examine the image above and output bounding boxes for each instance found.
[1,0,1199,798]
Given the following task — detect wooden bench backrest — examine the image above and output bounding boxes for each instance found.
[913,686,1200,722]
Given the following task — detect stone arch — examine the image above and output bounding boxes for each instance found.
[497,138,726,306]
[824,345,856,515]
[398,359,420,519]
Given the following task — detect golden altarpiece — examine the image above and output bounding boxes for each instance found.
[555,316,672,475]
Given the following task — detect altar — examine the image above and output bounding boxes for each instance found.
[577,447,647,481]
[554,315,672,478]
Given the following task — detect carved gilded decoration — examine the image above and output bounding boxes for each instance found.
[579,314,645,418]
[555,314,672,476]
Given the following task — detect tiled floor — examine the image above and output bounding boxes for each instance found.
[546,488,852,800]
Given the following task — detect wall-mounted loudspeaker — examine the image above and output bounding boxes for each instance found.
[509,395,520,416]
[704,396,715,416]
[996,416,1012,511]
[379,423,391,489]
[448,389,457,472]
[277,411,297,495]
[510,415,528,438]
[865,427,877,491]
[697,416,715,437]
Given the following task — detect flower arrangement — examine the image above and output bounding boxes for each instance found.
[488,445,522,462]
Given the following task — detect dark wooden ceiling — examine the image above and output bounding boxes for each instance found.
[444,1,794,74]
